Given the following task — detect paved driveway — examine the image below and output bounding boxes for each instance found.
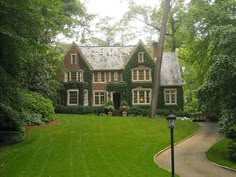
[155,122,236,177]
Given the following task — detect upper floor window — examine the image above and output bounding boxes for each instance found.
[132,68,151,82]
[93,71,106,83]
[132,89,151,105]
[71,54,77,64]
[64,71,83,82]
[109,71,122,82]
[164,89,177,105]
[138,52,144,63]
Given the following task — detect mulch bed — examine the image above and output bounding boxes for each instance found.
[25,119,59,130]
[0,119,59,147]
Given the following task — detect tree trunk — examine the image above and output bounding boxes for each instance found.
[150,0,171,118]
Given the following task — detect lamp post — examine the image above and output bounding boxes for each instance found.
[167,113,176,177]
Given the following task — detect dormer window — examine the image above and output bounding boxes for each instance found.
[71,54,77,64]
[138,52,144,63]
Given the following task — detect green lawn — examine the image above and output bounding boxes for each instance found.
[0,114,198,177]
[206,137,236,170]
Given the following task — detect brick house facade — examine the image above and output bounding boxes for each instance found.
[58,41,184,110]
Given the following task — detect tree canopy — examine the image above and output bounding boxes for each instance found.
[0,0,92,136]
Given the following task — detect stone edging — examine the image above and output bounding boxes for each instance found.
[204,137,236,173]
[153,127,200,169]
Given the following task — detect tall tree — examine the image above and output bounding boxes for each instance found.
[179,0,236,111]
[123,0,186,51]
[150,0,171,117]
[0,0,92,99]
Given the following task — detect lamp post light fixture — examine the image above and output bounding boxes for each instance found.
[167,113,176,177]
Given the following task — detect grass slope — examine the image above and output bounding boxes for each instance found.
[0,114,198,177]
[207,137,236,170]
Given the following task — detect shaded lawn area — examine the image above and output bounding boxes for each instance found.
[206,137,236,170]
[0,114,199,177]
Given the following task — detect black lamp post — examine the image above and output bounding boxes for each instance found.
[167,113,176,177]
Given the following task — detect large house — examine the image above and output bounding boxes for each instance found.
[58,40,183,111]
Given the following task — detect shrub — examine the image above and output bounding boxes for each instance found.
[128,106,149,116]
[156,109,170,116]
[120,100,129,112]
[228,140,236,162]
[20,90,54,122]
[0,104,24,132]
[225,124,236,139]
[55,105,105,115]
[219,109,236,134]
[0,131,25,145]
[104,101,114,112]
[21,112,44,126]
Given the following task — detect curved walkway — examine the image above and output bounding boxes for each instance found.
[155,122,236,177]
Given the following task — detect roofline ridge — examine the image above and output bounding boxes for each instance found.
[78,45,135,48]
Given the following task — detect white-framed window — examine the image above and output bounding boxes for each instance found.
[83,89,89,106]
[164,89,177,105]
[93,91,106,106]
[71,54,77,64]
[138,52,144,63]
[67,89,79,106]
[109,71,122,82]
[64,71,83,82]
[132,88,152,105]
[93,71,106,83]
[132,68,152,81]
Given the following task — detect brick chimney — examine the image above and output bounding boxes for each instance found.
[152,41,159,59]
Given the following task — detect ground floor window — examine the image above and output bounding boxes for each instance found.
[132,89,151,105]
[164,89,177,105]
[67,89,79,106]
[93,91,106,106]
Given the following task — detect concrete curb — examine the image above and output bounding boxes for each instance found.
[153,125,200,169]
[204,137,236,173]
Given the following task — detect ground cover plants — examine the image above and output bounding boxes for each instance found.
[0,114,198,177]
[206,137,236,170]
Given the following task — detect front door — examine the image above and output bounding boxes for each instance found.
[113,92,121,110]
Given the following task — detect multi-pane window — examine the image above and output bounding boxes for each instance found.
[93,72,106,83]
[109,72,122,82]
[94,72,99,82]
[71,72,77,81]
[132,89,151,105]
[164,89,177,105]
[64,71,83,82]
[94,92,106,106]
[132,68,151,81]
[138,52,144,63]
[67,89,78,105]
[71,54,77,64]
[100,72,105,82]
[145,69,150,80]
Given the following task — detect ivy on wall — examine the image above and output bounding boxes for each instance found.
[122,42,184,110]
[122,42,155,105]
[107,82,127,93]
[60,42,184,111]
[158,86,184,111]
[78,51,93,106]
[61,50,93,106]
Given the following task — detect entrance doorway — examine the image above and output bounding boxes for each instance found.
[113,92,121,110]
